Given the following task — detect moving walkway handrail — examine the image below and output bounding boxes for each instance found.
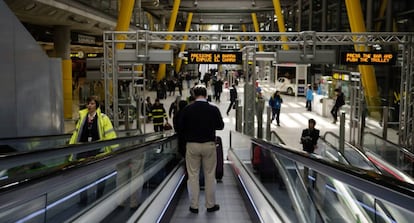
[320,133,379,172]
[270,131,285,145]
[0,129,145,153]
[323,131,380,168]
[250,137,414,213]
[364,131,414,160]
[324,131,414,183]
[0,131,171,170]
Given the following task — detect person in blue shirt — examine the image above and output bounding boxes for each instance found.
[305,84,314,111]
[269,91,283,126]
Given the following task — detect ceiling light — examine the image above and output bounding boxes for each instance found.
[194,0,198,7]
[251,0,256,7]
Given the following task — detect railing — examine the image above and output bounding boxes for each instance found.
[0,132,178,222]
[364,131,414,177]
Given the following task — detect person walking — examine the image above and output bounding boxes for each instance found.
[213,77,223,102]
[305,84,314,111]
[177,85,224,214]
[331,88,345,124]
[69,95,117,204]
[226,84,238,115]
[269,91,283,126]
[300,119,320,153]
[149,98,168,132]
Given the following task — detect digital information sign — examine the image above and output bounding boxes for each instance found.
[340,52,396,65]
[188,51,242,64]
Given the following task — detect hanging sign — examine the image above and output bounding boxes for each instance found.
[340,52,396,65]
[187,51,242,64]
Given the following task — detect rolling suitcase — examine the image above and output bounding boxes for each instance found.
[215,136,224,181]
[251,145,278,181]
[200,136,224,186]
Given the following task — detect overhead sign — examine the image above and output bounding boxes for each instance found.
[340,52,396,65]
[188,51,242,64]
[276,50,336,64]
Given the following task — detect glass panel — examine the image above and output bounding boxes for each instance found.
[364,133,414,177]
[0,195,47,223]
[1,136,180,222]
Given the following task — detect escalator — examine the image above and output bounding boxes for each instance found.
[1,131,414,222]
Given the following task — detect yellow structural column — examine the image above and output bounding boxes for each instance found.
[175,12,193,73]
[146,12,155,31]
[157,0,181,81]
[251,13,264,52]
[345,0,380,111]
[115,0,136,50]
[62,59,72,119]
[375,0,388,31]
[272,0,289,50]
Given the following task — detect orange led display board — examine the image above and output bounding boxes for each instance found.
[340,52,396,65]
[187,51,242,64]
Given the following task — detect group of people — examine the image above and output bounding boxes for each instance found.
[68,77,347,213]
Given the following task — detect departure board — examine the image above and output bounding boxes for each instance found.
[187,51,242,64]
[340,52,396,65]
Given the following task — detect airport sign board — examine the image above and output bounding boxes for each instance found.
[187,51,242,64]
[340,52,396,65]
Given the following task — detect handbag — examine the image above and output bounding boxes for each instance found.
[164,122,173,130]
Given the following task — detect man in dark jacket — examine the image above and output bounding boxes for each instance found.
[178,85,224,213]
[301,119,320,153]
[331,88,345,124]
[226,84,238,115]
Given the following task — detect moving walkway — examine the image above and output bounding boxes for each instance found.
[1,131,413,222]
[322,131,414,184]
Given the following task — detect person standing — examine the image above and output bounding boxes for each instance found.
[226,84,238,116]
[178,85,224,213]
[305,84,314,111]
[300,119,320,153]
[331,88,345,124]
[169,96,181,119]
[269,91,283,126]
[213,77,223,102]
[69,95,117,204]
[149,98,168,132]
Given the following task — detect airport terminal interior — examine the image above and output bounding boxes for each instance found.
[1,0,414,222]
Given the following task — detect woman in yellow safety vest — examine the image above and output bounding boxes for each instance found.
[69,95,117,160]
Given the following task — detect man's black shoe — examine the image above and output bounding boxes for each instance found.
[189,207,199,213]
[207,204,220,212]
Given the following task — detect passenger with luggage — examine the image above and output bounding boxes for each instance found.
[177,84,224,213]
